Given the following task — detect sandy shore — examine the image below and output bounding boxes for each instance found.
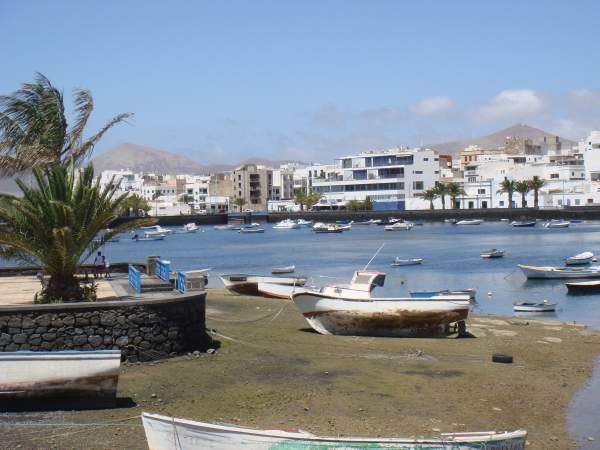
[1,288,599,450]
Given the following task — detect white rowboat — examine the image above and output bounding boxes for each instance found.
[142,412,527,450]
[518,264,600,279]
[391,258,423,266]
[480,249,505,259]
[565,251,594,265]
[271,265,295,274]
[384,222,413,231]
[456,219,483,225]
[219,274,307,295]
[513,300,556,312]
[544,220,570,228]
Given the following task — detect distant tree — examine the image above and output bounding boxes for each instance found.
[0,73,132,176]
[120,194,150,216]
[445,182,465,209]
[529,176,546,208]
[293,189,307,211]
[346,200,361,212]
[515,180,531,208]
[419,188,438,210]
[233,197,246,212]
[304,192,323,211]
[363,196,373,211]
[497,177,516,208]
[433,183,448,209]
[180,193,194,204]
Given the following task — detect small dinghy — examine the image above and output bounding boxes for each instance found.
[271,265,295,274]
[565,280,600,294]
[518,264,600,279]
[238,227,265,233]
[142,413,527,450]
[391,257,423,266]
[313,223,344,233]
[410,288,476,301]
[511,221,536,227]
[219,274,307,295]
[544,220,570,228]
[480,249,505,259]
[444,218,457,224]
[384,222,413,231]
[133,234,164,242]
[513,300,556,313]
[565,251,594,265]
[456,219,483,225]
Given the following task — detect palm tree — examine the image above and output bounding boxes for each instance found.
[294,189,307,211]
[433,183,448,209]
[233,197,246,212]
[497,177,516,208]
[304,192,323,211]
[419,188,438,210]
[445,182,465,209]
[0,163,152,302]
[0,73,132,176]
[529,176,546,208]
[515,180,531,208]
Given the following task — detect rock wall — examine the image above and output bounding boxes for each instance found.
[0,293,209,362]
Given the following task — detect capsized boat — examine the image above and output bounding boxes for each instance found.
[0,350,121,404]
[565,280,600,294]
[291,271,471,336]
[511,221,536,227]
[480,249,505,259]
[565,251,594,265]
[219,274,307,295]
[513,300,556,312]
[391,257,423,266]
[518,264,600,279]
[142,412,527,450]
[271,265,295,274]
[456,219,483,225]
[384,222,413,231]
[544,220,570,228]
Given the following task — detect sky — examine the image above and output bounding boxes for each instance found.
[1,1,600,164]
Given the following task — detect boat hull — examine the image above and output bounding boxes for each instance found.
[220,275,306,295]
[142,413,526,450]
[0,350,120,405]
[518,264,600,279]
[257,282,309,299]
[292,293,470,337]
[565,281,600,294]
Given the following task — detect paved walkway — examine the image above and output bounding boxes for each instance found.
[0,275,119,305]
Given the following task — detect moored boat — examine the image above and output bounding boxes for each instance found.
[271,265,295,274]
[142,225,173,235]
[133,234,164,242]
[456,219,483,225]
[182,222,199,233]
[144,230,168,238]
[384,222,413,231]
[0,350,121,405]
[480,249,505,259]
[313,222,343,233]
[565,251,594,265]
[410,289,476,301]
[391,257,423,266]
[141,412,527,450]
[213,224,236,230]
[518,264,600,279]
[273,219,300,229]
[544,220,570,228]
[513,300,556,312]
[511,221,536,227]
[444,218,458,224]
[296,219,313,227]
[238,227,265,233]
[566,280,600,294]
[219,274,307,295]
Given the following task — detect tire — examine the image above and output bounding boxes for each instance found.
[492,353,513,364]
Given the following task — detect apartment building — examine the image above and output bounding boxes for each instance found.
[232,164,273,211]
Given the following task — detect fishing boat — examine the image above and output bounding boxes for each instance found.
[391,257,423,266]
[456,219,483,225]
[513,300,557,312]
[271,265,295,274]
[518,264,600,279]
[273,219,300,229]
[238,227,265,233]
[410,289,476,301]
[257,282,310,299]
[544,220,570,228]
[313,222,343,233]
[133,234,164,242]
[565,280,600,294]
[0,350,121,404]
[565,251,594,265]
[219,274,307,295]
[141,412,527,450]
[145,230,168,238]
[480,249,505,259]
[384,222,413,231]
[511,221,536,227]
[142,225,173,235]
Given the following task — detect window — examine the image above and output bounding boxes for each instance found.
[478,188,486,194]
[413,170,423,174]
[423,158,429,161]
[468,201,474,209]
[550,173,559,179]
[499,200,505,206]
[575,199,580,205]
[482,201,488,208]
[413,181,424,190]
[434,170,439,174]
[468,177,477,183]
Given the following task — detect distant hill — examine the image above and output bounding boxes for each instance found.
[428,124,577,155]
[91,143,306,174]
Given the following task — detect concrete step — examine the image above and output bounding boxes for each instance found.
[140,275,173,293]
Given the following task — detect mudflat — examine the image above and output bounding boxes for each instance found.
[1,288,599,450]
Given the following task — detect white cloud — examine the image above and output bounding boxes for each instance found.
[568,89,600,109]
[410,96,454,116]
[475,89,545,122]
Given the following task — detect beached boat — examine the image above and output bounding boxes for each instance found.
[238,227,265,233]
[257,282,310,299]
[456,219,483,225]
[273,219,300,229]
[271,265,295,274]
[518,264,600,279]
[410,289,476,301]
[142,412,527,450]
[480,249,505,259]
[544,220,570,228]
[513,300,556,312]
[0,350,121,404]
[219,274,307,295]
[565,251,594,265]
[391,257,423,266]
[511,221,536,227]
[384,222,413,231]
[565,280,600,294]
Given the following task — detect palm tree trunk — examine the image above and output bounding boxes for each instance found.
[441,196,446,209]
[509,193,513,208]
[521,194,526,208]
[429,200,434,210]
[534,189,539,208]
[44,275,84,302]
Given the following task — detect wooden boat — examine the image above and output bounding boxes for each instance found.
[480,249,505,259]
[513,300,556,312]
[566,280,600,294]
[142,412,527,450]
[456,219,483,225]
[271,265,295,274]
[0,350,121,405]
[219,274,307,295]
[518,264,600,279]
[511,221,536,227]
[238,227,265,233]
[391,257,423,266]
[384,222,413,231]
[544,220,570,228]
[565,251,594,265]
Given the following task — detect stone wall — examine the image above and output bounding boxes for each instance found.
[0,293,210,362]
